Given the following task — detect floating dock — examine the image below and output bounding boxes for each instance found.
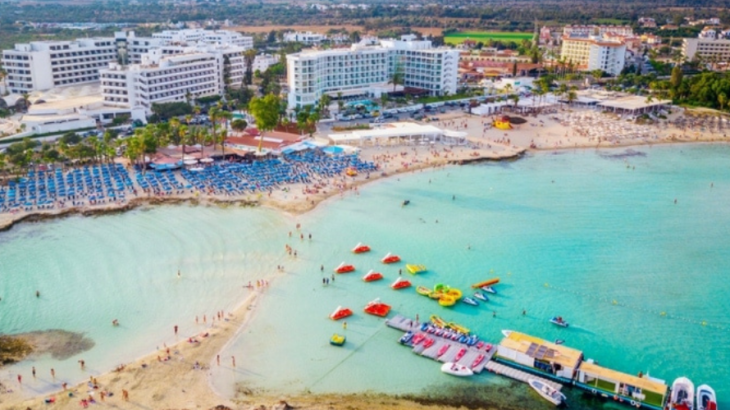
[386,314,562,391]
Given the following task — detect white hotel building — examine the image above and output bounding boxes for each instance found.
[286,38,459,109]
[100,49,220,112]
[2,29,252,93]
[560,36,627,76]
[2,38,117,94]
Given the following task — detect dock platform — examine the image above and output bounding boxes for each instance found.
[385,314,562,391]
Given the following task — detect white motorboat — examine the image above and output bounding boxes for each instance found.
[440,362,473,377]
[473,291,489,302]
[528,378,566,406]
[501,329,513,338]
[671,377,695,410]
[696,384,717,410]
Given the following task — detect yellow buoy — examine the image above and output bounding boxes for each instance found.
[544,283,549,287]
[660,312,666,316]
[612,300,618,305]
[702,321,707,326]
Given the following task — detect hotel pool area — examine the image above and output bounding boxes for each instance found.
[2,144,729,409]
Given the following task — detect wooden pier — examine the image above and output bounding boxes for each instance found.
[385,314,562,391]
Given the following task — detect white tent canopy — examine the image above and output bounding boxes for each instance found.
[328,122,467,146]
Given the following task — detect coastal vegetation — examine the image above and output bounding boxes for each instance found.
[0,335,33,365]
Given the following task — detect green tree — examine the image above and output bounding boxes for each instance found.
[248,93,281,153]
[670,66,683,96]
[718,93,727,111]
[231,118,248,133]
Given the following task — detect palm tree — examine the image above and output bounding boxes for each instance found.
[502,83,513,95]
[169,117,181,145]
[208,106,220,155]
[388,62,405,92]
[217,110,233,151]
[566,89,577,106]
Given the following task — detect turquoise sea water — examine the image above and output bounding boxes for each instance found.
[1,144,729,408]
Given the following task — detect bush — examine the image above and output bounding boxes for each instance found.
[150,102,193,121]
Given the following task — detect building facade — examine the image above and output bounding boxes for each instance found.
[286,38,459,108]
[561,36,627,75]
[100,49,220,112]
[2,38,117,93]
[283,31,328,45]
[562,25,634,38]
[682,37,730,62]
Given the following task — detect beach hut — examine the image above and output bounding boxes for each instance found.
[495,331,584,380]
[576,361,668,409]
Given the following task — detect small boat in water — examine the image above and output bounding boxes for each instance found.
[438,295,456,307]
[416,286,432,296]
[406,264,427,274]
[471,278,500,289]
[528,378,566,406]
[391,277,412,290]
[352,242,371,253]
[554,339,565,345]
[462,297,479,306]
[381,252,401,264]
[399,331,414,344]
[330,333,346,346]
[441,362,473,377]
[550,316,569,327]
[363,298,391,317]
[454,347,467,362]
[436,344,450,357]
[696,384,717,410]
[330,306,353,321]
[473,292,489,302]
[501,329,513,338]
[481,286,497,294]
[363,270,383,282]
[334,262,355,274]
[402,200,410,206]
[671,377,695,410]
[423,338,435,348]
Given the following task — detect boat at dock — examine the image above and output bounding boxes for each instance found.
[441,362,473,377]
[399,331,414,344]
[430,315,447,328]
[406,264,427,274]
[528,377,566,406]
[381,252,401,264]
[474,291,489,302]
[334,262,355,274]
[471,278,500,289]
[550,316,569,327]
[329,306,353,320]
[447,322,470,335]
[481,286,497,294]
[696,384,716,410]
[462,296,479,306]
[363,298,391,317]
[352,243,371,253]
[330,333,346,346]
[438,295,456,307]
[501,329,513,338]
[423,337,435,348]
[391,277,412,290]
[471,354,485,369]
[363,270,383,282]
[436,344,450,357]
[671,377,695,410]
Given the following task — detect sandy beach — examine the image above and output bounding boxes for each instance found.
[1,105,729,410]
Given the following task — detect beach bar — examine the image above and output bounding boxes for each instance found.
[576,361,668,410]
[495,331,583,380]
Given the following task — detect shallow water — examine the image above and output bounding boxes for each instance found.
[210,144,730,407]
[1,144,729,408]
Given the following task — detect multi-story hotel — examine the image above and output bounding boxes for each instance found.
[286,38,459,109]
[2,29,252,93]
[562,25,634,38]
[560,36,627,76]
[2,38,117,94]
[100,49,220,111]
[682,37,730,62]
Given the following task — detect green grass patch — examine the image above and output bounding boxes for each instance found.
[444,31,533,45]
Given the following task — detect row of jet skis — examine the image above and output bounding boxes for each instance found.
[400,322,493,351]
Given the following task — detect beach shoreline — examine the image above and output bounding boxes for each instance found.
[2,106,729,409]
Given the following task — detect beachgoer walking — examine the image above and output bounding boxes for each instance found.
[100,391,106,402]
[217,355,220,366]
[32,367,36,378]
[51,368,55,379]
[17,374,21,384]
[174,325,178,335]
[62,382,67,391]
[232,356,236,367]
[122,389,129,401]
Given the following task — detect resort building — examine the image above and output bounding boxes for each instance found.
[2,38,117,93]
[560,36,627,76]
[576,361,668,409]
[495,331,584,380]
[283,31,328,45]
[115,31,166,65]
[99,49,220,113]
[286,38,459,109]
[562,25,634,38]
[253,54,281,73]
[682,37,730,62]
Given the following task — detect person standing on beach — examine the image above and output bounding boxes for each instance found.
[122,389,129,401]
[217,355,220,366]
[232,356,236,367]
[32,367,36,378]
[174,325,178,335]
[51,368,55,379]
[17,374,21,384]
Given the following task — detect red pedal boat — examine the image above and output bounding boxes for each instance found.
[437,344,450,357]
[471,354,485,369]
[363,298,391,317]
[363,270,384,282]
[391,277,412,290]
[334,262,355,274]
[454,347,467,362]
[352,242,371,253]
[381,252,401,264]
[423,338,435,348]
[330,306,353,321]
